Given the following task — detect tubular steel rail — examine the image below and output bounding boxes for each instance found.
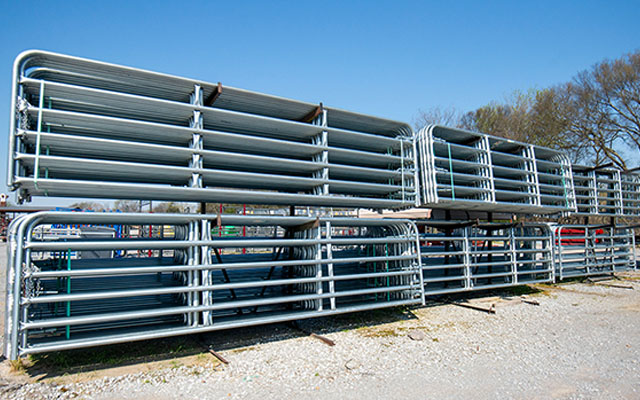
[3,50,640,361]
[7,50,417,209]
[551,224,637,280]
[416,125,577,215]
[418,221,554,294]
[7,51,640,216]
[4,212,424,359]
[571,165,640,217]
[4,213,639,359]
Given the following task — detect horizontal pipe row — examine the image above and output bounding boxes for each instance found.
[551,225,637,280]
[3,213,424,360]
[416,125,577,214]
[4,211,637,360]
[7,51,640,218]
[8,50,416,208]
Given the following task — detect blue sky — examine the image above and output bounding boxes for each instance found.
[1,0,639,205]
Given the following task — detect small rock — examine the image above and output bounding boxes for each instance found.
[408,330,427,341]
[0,382,21,395]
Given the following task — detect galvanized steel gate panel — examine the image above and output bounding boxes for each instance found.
[4,212,423,359]
[8,51,417,209]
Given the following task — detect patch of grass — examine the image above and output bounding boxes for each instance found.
[36,352,71,369]
[27,336,203,374]
[9,357,30,373]
[536,282,606,297]
[170,344,185,354]
[555,277,587,285]
[617,275,640,281]
[357,327,400,338]
[500,285,547,297]
[230,346,256,354]
[531,282,561,292]
[325,306,416,331]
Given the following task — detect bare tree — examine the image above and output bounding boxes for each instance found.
[595,52,640,154]
[413,106,463,131]
[458,90,536,143]
[152,202,186,213]
[414,51,640,168]
[529,88,570,148]
[70,201,105,211]
[548,51,640,169]
[113,200,141,212]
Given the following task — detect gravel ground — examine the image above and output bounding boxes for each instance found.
[1,240,639,399]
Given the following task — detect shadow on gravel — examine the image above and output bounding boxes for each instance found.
[17,304,425,381]
[434,284,549,303]
[15,284,549,381]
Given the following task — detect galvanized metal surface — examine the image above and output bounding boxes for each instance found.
[8,50,416,208]
[551,224,637,280]
[4,212,423,359]
[571,165,640,217]
[7,210,635,360]
[418,221,554,294]
[3,50,640,362]
[416,125,577,215]
[8,51,640,217]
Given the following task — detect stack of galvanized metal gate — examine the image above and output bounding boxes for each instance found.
[418,221,555,295]
[5,212,423,357]
[3,50,638,360]
[571,164,640,217]
[8,51,416,208]
[415,125,576,214]
[551,225,636,280]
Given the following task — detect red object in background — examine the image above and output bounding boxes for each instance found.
[148,222,153,257]
[148,206,153,257]
[556,227,604,245]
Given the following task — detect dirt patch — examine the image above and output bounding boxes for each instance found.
[2,350,220,385]
[620,302,640,312]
